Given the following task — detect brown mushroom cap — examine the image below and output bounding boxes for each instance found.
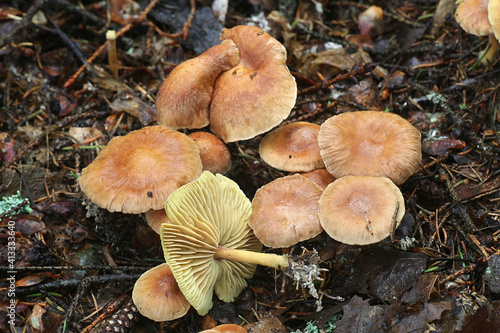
[248,174,323,248]
[132,263,191,322]
[79,126,202,214]
[455,0,491,36]
[489,0,500,41]
[145,209,172,234]
[259,122,324,172]
[318,111,421,185]
[210,25,297,142]
[296,168,336,190]
[188,131,232,174]
[318,176,405,245]
[200,324,248,333]
[156,40,240,130]
[161,171,262,316]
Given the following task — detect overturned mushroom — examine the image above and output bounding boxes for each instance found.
[161,171,323,315]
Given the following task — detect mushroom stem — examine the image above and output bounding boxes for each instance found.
[479,34,499,64]
[215,246,290,269]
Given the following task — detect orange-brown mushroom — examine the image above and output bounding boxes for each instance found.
[248,174,323,248]
[456,0,499,63]
[79,126,202,214]
[200,324,247,333]
[259,122,324,172]
[210,25,297,142]
[145,209,171,234]
[318,175,405,245]
[132,263,191,322]
[296,168,336,190]
[156,40,240,130]
[188,131,232,174]
[318,111,421,185]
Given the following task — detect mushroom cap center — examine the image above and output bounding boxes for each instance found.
[357,139,384,157]
[347,193,373,216]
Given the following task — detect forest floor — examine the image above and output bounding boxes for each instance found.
[1,0,500,332]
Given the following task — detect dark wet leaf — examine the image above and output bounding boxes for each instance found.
[344,245,427,301]
[8,214,46,236]
[109,90,157,125]
[460,300,500,333]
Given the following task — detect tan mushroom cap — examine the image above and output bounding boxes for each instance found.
[259,122,324,172]
[79,126,202,214]
[132,263,191,322]
[200,324,248,333]
[161,171,262,316]
[455,0,491,36]
[296,168,336,190]
[188,131,232,174]
[210,25,297,142]
[249,174,323,248]
[318,111,421,185]
[156,40,240,130]
[489,0,500,41]
[319,176,405,245]
[145,209,171,234]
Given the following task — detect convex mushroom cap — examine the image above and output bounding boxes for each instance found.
[318,111,421,185]
[248,174,323,248]
[455,0,499,63]
[200,324,247,333]
[318,176,405,245]
[79,125,202,214]
[156,40,240,130]
[210,25,297,142]
[259,122,324,172]
[188,131,232,174]
[145,209,171,234]
[132,263,191,322]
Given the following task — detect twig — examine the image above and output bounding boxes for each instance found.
[15,274,141,295]
[298,63,376,95]
[63,0,160,88]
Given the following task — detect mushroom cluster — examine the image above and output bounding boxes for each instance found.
[156,25,297,143]
[252,111,421,246]
[315,111,421,245]
[455,0,500,64]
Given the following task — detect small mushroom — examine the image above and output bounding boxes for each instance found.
[145,209,171,234]
[318,111,421,185]
[161,171,296,315]
[79,126,202,214]
[210,25,297,142]
[259,122,324,172]
[318,175,405,245]
[156,40,240,130]
[188,131,232,174]
[248,174,323,248]
[200,324,247,333]
[295,169,336,190]
[456,0,499,64]
[132,263,191,322]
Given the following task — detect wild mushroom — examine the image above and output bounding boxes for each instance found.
[317,111,421,185]
[132,263,191,322]
[145,209,171,234]
[248,174,323,248]
[209,25,297,142]
[200,324,247,333]
[455,0,499,64]
[79,125,202,214]
[155,40,240,130]
[318,175,405,245]
[295,169,336,190]
[161,171,323,315]
[188,131,232,174]
[259,122,324,172]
